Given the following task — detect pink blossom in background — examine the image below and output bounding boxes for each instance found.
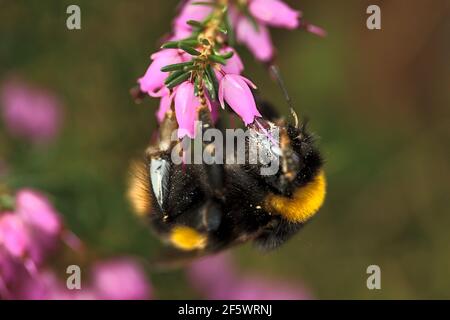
[249,0,301,29]
[220,47,244,75]
[10,266,98,300]
[236,17,274,62]
[224,277,312,300]
[15,189,62,266]
[0,189,62,298]
[187,253,236,299]
[15,189,62,237]
[0,249,16,284]
[15,270,68,300]
[0,189,62,292]
[0,78,62,144]
[11,258,152,300]
[187,253,312,300]
[0,188,152,300]
[91,258,152,300]
[0,213,30,258]
[172,0,213,39]
[233,0,323,62]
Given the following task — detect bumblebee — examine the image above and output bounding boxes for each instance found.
[127,99,326,263]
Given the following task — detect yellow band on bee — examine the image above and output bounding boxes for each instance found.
[169,226,207,251]
[265,170,326,223]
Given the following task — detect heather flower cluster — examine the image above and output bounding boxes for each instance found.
[0,76,154,300]
[187,253,312,300]
[0,187,309,300]
[0,189,63,276]
[0,0,325,300]
[137,0,324,138]
[0,189,152,300]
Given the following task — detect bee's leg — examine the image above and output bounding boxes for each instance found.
[196,106,225,231]
[148,109,178,155]
[145,110,180,217]
[128,110,179,218]
[174,198,222,233]
[198,106,226,200]
[253,218,304,251]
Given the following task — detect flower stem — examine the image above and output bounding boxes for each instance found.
[195,0,229,108]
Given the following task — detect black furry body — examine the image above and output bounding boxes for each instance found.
[142,118,323,255]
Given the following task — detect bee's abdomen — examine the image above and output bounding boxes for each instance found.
[264,170,326,223]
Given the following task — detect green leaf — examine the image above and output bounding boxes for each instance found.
[182,65,197,72]
[191,1,219,7]
[221,51,234,59]
[224,13,235,46]
[161,41,179,49]
[164,70,185,85]
[205,64,219,93]
[186,20,205,29]
[161,61,194,72]
[209,54,226,65]
[179,44,201,56]
[218,26,227,34]
[166,72,191,89]
[194,77,200,96]
[180,39,199,47]
[204,76,216,100]
[181,34,200,42]
[161,39,200,49]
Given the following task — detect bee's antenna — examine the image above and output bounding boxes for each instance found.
[269,64,299,128]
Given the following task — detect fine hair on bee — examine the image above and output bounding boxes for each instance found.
[128,67,326,265]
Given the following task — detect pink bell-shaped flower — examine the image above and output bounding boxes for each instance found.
[249,0,301,29]
[138,49,186,97]
[221,47,244,75]
[0,78,62,145]
[236,17,274,62]
[0,213,29,258]
[91,258,152,300]
[174,0,213,30]
[15,189,61,237]
[156,93,173,123]
[187,253,312,300]
[218,74,261,125]
[174,82,201,139]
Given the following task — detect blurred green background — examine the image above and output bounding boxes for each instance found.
[1,0,449,299]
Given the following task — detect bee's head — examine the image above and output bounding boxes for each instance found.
[248,112,326,225]
[248,105,323,197]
